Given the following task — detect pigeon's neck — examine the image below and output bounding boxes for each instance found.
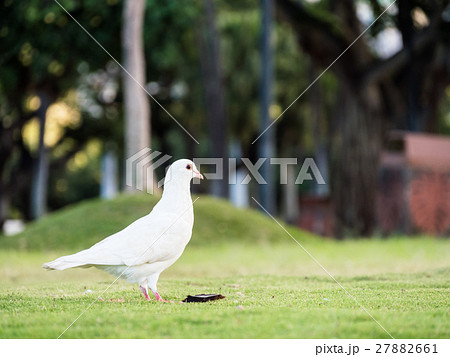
[161,178,192,208]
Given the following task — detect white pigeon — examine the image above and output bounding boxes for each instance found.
[43,159,203,302]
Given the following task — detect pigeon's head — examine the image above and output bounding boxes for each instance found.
[165,159,204,184]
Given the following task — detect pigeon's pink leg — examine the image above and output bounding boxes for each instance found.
[140,285,151,301]
[152,291,184,304]
[147,274,181,303]
[152,291,166,302]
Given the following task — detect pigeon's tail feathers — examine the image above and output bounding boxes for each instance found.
[42,257,89,270]
[42,250,96,270]
[42,244,122,270]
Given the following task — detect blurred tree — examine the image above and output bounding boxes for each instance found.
[258,0,276,213]
[198,0,229,197]
[0,0,122,223]
[30,91,51,219]
[276,0,449,236]
[122,0,153,193]
[142,0,204,167]
[218,1,315,204]
[220,4,260,150]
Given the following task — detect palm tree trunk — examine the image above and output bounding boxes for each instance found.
[122,0,153,193]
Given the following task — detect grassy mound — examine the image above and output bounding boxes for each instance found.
[0,194,315,252]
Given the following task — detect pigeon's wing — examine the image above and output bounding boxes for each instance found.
[43,205,193,271]
[82,211,192,267]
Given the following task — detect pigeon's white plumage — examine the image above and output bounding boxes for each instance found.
[43,159,203,302]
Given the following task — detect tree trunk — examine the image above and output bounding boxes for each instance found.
[282,163,299,224]
[122,0,152,193]
[100,147,119,200]
[258,0,276,214]
[229,140,249,208]
[0,191,10,230]
[30,91,51,219]
[331,82,382,237]
[310,62,329,197]
[198,0,228,198]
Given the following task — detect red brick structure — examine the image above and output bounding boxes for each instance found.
[378,133,450,236]
[298,132,450,237]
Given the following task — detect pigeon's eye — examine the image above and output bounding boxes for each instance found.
[186,164,192,170]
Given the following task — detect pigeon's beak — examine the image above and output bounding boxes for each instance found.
[193,169,204,180]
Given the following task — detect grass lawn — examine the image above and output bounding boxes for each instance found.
[0,195,449,338]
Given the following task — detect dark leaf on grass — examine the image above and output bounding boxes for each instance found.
[182,294,226,303]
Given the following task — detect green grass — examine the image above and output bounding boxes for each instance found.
[0,194,449,338]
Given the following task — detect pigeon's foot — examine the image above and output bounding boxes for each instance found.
[163,300,185,304]
[152,291,183,303]
[153,291,165,302]
[160,299,184,303]
[140,285,151,301]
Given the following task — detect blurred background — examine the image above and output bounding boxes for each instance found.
[1,0,449,239]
